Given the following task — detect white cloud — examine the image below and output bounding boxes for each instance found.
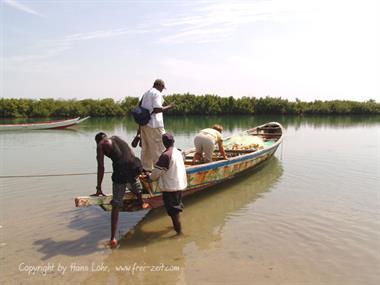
[3,0,43,17]
[65,28,150,41]
[159,0,317,44]
[160,26,235,44]
[3,27,149,71]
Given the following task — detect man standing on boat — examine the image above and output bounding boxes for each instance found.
[92,132,149,248]
[148,133,187,236]
[139,79,175,171]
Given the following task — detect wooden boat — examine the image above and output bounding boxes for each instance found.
[75,122,284,211]
[0,116,90,131]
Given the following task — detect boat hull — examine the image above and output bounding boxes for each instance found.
[0,117,90,131]
[140,146,278,208]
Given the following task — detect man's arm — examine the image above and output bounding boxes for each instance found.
[149,153,169,180]
[152,103,175,114]
[92,144,106,196]
[218,141,228,160]
[149,167,166,181]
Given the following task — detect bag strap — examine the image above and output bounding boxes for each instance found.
[138,95,144,107]
[139,94,154,115]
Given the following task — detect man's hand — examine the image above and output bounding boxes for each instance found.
[146,174,152,182]
[90,185,106,196]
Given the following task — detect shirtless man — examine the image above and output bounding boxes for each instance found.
[93,132,148,248]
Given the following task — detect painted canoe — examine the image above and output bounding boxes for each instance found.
[75,121,284,211]
[0,116,90,131]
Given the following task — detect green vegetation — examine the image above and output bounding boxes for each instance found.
[0,95,379,118]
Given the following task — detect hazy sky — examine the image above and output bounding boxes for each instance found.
[1,0,379,102]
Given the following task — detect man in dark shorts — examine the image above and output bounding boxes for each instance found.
[92,132,149,248]
[149,133,188,235]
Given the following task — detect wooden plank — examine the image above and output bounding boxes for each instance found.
[75,191,136,207]
[75,195,113,207]
[224,149,256,153]
[260,133,282,136]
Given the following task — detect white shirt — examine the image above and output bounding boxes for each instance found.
[200,128,223,143]
[150,147,188,192]
[140,87,164,128]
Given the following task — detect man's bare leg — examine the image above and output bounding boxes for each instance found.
[170,213,182,235]
[130,180,149,209]
[110,207,119,248]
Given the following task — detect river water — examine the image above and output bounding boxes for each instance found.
[0,115,379,285]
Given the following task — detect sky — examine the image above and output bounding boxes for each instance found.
[1,0,379,102]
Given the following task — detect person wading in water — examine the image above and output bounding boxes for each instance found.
[92,132,149,248]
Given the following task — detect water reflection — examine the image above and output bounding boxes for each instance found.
[81,157,283,284]
[2,115,377,139]
[83,115,380,135]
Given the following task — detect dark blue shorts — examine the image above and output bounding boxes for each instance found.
[162,191,184,216]
[111,179,142,208]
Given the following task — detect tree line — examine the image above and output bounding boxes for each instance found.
[0,94,379,118]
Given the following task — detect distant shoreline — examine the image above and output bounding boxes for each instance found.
[1,95,379,118]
